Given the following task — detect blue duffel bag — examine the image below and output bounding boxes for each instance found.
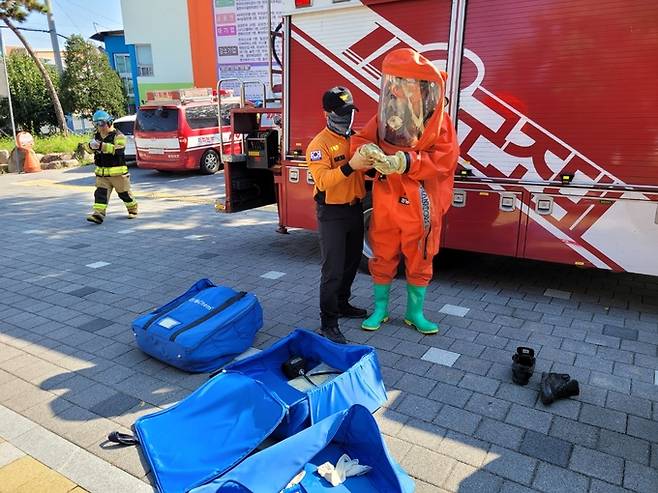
[128,372,412,493]
[132,279,262,372]
[223,328,388,438]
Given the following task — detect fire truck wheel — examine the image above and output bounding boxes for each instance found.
[199,150,222,175]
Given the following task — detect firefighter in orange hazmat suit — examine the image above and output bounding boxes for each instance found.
[351,48,459,334]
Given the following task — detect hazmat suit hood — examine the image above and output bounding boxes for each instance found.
[377,48,447,151]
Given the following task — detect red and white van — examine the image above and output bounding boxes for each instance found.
[135,88,241,174]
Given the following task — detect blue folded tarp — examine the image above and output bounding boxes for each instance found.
[134,372,287,493]
[223,328,387,437]
[190,405,415,493]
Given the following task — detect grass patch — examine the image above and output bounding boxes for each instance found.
[0,133,92,154]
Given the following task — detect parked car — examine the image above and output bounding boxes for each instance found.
[113,114,136,163]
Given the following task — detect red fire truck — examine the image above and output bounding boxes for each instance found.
[219,0,658,277]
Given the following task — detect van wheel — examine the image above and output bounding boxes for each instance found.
[200,150,222,175]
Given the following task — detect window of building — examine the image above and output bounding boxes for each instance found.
[114,53,130,74]
[136,44,154,77]
[113,53,135,100]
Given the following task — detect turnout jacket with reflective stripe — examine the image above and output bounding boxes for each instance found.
[91,129,127,171]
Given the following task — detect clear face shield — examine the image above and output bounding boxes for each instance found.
[377,75,441,148]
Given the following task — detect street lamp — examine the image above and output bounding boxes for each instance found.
[0,26,17,144]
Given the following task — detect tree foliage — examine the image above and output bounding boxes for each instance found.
[60,35,126,119]
[1,0,68,134]
[0,51,59,133]
[0,0,47,21]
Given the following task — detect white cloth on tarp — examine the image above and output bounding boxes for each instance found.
[316,454,372,486]
[281,470,305,491]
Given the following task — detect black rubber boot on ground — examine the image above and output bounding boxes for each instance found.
[319,325,347,344]
[540,372,580,405]
[338,303,367,319]
[512,347,535,386]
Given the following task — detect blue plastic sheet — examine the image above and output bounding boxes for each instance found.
[134,372,287,493]
[190,405,415,493]
[224,329,388,438]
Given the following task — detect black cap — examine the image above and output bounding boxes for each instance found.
[322,86,358,116]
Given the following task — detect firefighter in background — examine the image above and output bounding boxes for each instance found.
[351,48,459,334]
[307,87,372,344]
[86,110,138,224]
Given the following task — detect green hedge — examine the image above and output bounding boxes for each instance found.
[0,134,92,155]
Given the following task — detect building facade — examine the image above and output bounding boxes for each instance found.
[120,0,216,101]
[118,0,277,102]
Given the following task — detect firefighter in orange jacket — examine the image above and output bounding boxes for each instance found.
[307,87,372,344]
[86,110,138,224]
[351,49,459,334]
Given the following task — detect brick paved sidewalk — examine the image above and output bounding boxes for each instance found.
[0,438,88,493]
[0,405,151,493]
[1,168,658,492]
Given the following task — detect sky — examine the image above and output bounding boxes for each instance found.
[1,0,123,50]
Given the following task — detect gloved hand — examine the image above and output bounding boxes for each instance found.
[316,454,372,486]
[373,151,407,175]
[358,143,387,163]
[100,142,113,153]
[359,144,407,175]
[88,139,101,151]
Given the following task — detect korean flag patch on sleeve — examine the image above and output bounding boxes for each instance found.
[310,150,323,161]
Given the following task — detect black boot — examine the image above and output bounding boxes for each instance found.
[512,347,535,386]
[320,324,347,344]
[540,372,580,405]
[338,303,367,319]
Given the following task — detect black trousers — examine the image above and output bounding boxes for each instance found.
[317,202,364,328]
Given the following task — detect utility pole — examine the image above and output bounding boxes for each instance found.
[44,0,63,74]
[0,27,17,144]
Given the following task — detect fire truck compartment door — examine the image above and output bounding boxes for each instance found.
[524,192,658,276]
[442,187,522,257]
[222,162,276,213]
[283,166,317,230]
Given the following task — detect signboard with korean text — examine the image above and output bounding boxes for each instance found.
[213,0,283,102]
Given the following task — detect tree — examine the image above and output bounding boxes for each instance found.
[60,35,126,119]
[0,0,68,134]
[0,51,59,132]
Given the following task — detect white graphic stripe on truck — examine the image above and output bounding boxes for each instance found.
[135,137,179,151]
[293,5,657,274]
[187,132,233,149]
[136,133,233,152]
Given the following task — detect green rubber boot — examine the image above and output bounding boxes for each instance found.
[361,284,390,331]
[404,284,438,335]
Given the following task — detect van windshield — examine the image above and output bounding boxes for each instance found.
[135,108,179,132]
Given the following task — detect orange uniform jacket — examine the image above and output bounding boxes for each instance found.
[307,128,366,205]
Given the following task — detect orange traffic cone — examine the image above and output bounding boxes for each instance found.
[22,148,41,173]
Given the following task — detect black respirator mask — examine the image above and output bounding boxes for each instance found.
[327,109,355,137]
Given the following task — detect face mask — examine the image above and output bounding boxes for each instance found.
[327,110,354,137]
